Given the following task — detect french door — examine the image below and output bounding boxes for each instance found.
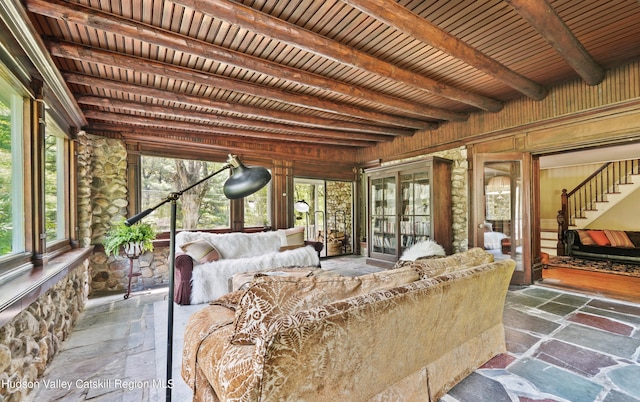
[473,152,532,285]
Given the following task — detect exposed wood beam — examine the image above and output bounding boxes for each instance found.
[62,72,416,136]
[343,0,549,101]
[173,0,503,112]
[26,0,467,122]
[115,130,359,164]
[75,95,393,142]
[84,111,376,147]
[505,0,605,86]
[48,40,432,130]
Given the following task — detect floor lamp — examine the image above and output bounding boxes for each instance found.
[123,154,271,401]
[294,200,310,239]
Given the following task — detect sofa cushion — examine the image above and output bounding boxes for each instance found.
[587,230,610,246]
[180,239,221,263]
[604,230,635,248]
[210,290,245,311]
[408,247,493,279]
[576,229,597,246]
[230,266,420,345]
[277,227,305,251]
[626,231,640,248]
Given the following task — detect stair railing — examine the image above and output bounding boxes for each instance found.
[557,158,639,255]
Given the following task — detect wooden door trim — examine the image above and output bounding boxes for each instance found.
[472,152,533,285]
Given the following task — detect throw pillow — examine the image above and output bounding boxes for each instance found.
[277,227,305,251]
[587,230,610,246]
[231,266,420,345]
[180,239,221,263]
[626,232,640,248]
[399,239,446,261]
[576,230,596,246]
[603,230,635,248]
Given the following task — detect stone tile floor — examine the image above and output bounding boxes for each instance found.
[445,286,640,402]
[25,256,640,401]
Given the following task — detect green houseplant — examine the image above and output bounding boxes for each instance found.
[103,220,156,257]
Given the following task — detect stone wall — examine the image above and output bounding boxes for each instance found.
[77,132,169,294]
[432,147,469,253]
[0,263,89,401]
[326,181,353,255]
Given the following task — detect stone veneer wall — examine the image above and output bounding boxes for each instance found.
[432,147,469,253]
[77,132,169,294]
[0,263,89,401]
[326,181,353,254]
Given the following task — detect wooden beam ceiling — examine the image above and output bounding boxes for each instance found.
[21,0,640,162]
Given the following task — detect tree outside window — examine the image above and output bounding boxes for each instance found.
[141,156,230,231]
[45,124,65,243]
[0,82,24,258]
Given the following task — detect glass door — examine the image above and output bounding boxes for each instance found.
[474,153,531,284]
[293,179,353,257]
[400,171,431,253]
[370,176,397,259]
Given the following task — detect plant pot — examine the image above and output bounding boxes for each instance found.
[123,241,144,258]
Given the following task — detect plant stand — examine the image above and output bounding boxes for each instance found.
[124,256,142,299]
[122,241,144,300]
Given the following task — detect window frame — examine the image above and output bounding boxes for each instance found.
[44,116,71,252]
[0,66,30,276]
[138,153,273,233]
[0,62,76,279]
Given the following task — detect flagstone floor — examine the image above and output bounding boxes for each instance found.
[25,255,640,401]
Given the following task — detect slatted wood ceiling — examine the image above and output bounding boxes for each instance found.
[22,0,640,156]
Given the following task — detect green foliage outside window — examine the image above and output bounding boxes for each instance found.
[141,156,230,231]
[0,101,13,255]
[44,134,60,241]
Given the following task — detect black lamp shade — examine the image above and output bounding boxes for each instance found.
[223,161,272,199]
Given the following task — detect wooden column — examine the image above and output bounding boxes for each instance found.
[68,128,79,248]
[31,80,47,265]
[270,159,293,230]
[126,143,141,218]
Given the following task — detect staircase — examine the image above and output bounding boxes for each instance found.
[540,219,559,256]
[555,159,640,256]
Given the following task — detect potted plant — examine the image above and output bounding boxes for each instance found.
[103,220,156,258]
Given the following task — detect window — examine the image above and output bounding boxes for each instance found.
[44,119,66,243]
[0,77,25,259]
[141,155,231,231]
[244,185,270,227]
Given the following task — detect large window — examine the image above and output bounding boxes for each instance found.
[141,156,231,231]
[0,78,24,259]
[244,185,270,228]
[141,155,272,231]
[45,119,66,243]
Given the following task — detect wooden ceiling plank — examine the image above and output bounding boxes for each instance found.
[505,0,605,86]
[27,0,466,122]
[169,0,503,112]
[342,0,548,101]
[62,72,416,136]
[48,40,432,129]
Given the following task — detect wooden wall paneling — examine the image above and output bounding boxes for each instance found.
[357,61,640,164]
[270,160,293,230]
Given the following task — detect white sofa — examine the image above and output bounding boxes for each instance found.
[173,230,321,304]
